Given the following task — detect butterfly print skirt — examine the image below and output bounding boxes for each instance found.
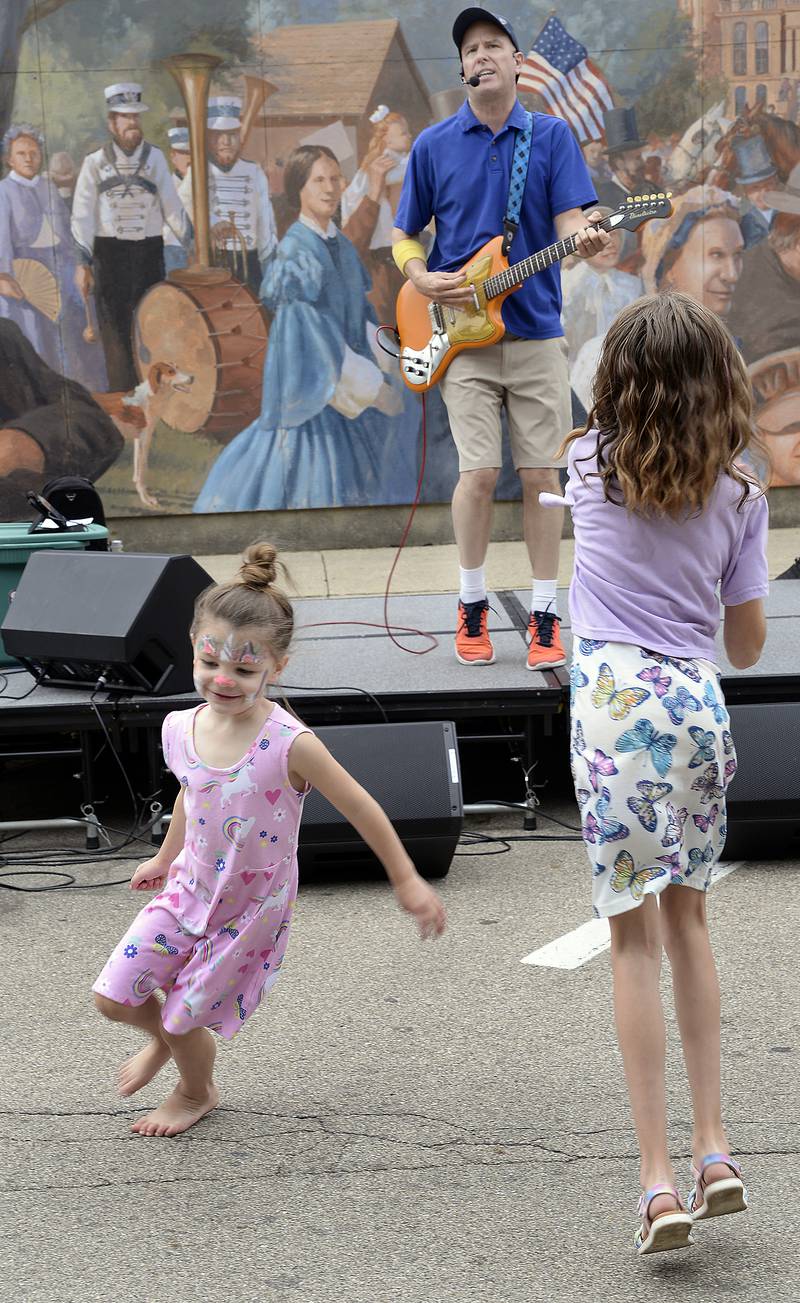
[569,639,737,918]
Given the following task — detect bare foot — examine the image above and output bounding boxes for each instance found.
[131,1083,220,1137]
[118,1039,172,1097]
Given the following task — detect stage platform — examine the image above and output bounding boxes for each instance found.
[1,583,798,819]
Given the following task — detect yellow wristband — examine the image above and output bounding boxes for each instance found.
[392,238,427,275]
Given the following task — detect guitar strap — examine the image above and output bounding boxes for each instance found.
[502,111,533,258]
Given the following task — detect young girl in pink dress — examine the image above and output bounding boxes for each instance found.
[93,542,446,1137]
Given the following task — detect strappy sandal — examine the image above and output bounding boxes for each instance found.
[686,1153,748,1221]
[634,1183,694,1255]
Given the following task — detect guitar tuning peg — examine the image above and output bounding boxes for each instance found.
[666,190,673,198]
[649,193,656,200]
[625,196,633,203]
[658,192,665,199]
[634,194,642,202]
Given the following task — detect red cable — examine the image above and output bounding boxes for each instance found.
[382,388,437,654]
[295,386,439,655]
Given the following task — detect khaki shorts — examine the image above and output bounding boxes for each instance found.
[439,335,571,471]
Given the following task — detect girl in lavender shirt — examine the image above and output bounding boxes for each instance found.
[562,292,767,1255]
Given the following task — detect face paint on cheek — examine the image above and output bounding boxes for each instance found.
[241,670,269,703]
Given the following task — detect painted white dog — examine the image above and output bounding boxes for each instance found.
[93,361,194,510]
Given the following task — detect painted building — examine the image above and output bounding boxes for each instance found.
[681,0,800,118]
[248,20,432,185]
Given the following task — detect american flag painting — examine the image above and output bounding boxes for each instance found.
[518,15,614,142]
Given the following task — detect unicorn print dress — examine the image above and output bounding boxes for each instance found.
[93,703,311,1039]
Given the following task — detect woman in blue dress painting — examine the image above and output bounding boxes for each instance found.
[195,145,418,512]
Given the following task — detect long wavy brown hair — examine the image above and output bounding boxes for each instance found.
[563,291,761,517]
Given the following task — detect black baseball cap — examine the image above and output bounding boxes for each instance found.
[452,7,521,54]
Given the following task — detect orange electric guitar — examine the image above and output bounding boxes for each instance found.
[395,193,673,392]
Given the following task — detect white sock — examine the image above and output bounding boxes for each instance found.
[531,579,558,616]
[459,564,487,605]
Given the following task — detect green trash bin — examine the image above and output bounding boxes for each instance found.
[0,522,109,667]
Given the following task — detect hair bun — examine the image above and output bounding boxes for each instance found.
[237,541,279,590]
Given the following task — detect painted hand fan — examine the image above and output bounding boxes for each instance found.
[12,258,61,321]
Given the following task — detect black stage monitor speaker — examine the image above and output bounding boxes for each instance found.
[298,720,463,879]
[724,701,800,860]
[1,551,213,695]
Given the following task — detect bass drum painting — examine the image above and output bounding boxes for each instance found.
[130,52,271,443]
[133,276,268,440]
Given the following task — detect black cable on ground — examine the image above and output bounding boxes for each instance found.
[455,829,583,856]
[455,833,512,856]
[468,800,582,835]
[0,869,134,892]
[0,813,163,864]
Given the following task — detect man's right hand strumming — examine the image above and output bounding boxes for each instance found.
[393,228,476,308]
[407,264,475,307]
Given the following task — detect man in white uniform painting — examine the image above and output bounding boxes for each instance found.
[71,83,188,389]
[179,96,277,294]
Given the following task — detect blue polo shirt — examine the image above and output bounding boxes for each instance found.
[395,101,597,339]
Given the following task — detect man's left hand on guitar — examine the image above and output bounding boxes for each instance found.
[560,208,612,259]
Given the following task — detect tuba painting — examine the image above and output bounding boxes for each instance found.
[240,73,278,156]
[130,54,270,440]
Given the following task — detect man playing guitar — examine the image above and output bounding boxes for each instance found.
[392,6,610,669]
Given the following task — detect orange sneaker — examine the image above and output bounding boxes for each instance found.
[455,598,495,665]
[526,606,566,670]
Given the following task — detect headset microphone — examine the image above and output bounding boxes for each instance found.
[466,74,481,86]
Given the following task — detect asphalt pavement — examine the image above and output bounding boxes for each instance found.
[1,807,798,1303]
[2,528,799,1302]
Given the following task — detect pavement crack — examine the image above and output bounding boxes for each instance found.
[4,1145,799,1195]
[3,1104,798,1198]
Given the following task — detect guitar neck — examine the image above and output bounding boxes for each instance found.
[484,217,612,300]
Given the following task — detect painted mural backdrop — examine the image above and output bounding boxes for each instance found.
[1,0,799,519]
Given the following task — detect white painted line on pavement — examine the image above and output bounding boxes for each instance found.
[521,862,744,970]
[708,859,743,886]
[521,917,610,970]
